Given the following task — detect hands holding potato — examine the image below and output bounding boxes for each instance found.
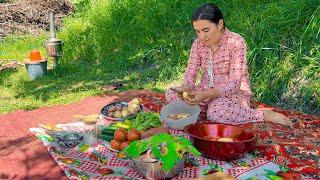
[170,85,212,106]
[184,91,207,106]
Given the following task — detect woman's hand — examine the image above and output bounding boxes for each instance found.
[175,84,192,100]
[181,84,191,92]
[185,91,207,106]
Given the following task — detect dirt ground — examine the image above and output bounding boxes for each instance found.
[0,0,74,38]
[0,90,155,179]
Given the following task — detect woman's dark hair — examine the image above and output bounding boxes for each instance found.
[192,3,224,26]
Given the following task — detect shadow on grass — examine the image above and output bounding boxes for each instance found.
[13,61,163,102]
[0,68,18,85]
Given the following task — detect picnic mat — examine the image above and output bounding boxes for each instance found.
[141,94,320,179]
[30,123,286,180]
[29,93,319,179]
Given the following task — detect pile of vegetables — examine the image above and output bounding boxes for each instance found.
[110,128,141,151]
[99,112,164,150]
[107,98,142,118]
[99,120,133,141]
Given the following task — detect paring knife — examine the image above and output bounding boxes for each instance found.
[169,88,184,94]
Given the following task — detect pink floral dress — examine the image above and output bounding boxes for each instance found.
[165,29,264,124]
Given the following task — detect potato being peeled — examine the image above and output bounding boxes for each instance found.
[182,91,189,99]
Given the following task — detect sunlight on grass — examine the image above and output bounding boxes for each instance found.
[0,0,319,114]
[0,34,47,60]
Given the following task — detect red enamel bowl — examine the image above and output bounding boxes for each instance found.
[184,122,256,161]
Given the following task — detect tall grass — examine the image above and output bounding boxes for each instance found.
[0,0,319,114]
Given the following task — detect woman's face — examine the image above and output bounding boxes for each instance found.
[193,19,224,47]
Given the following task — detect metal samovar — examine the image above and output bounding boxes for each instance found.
[44,12,63,69]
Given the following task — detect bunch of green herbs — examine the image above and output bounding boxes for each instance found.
[131,112,162,131]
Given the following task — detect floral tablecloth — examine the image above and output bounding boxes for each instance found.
[29,93,319,179]
[31,124,288,180]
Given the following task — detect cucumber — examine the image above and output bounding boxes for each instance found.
[99,134,114,142]
[100,126,117,131]
[100,130,115,136]
[100,126,117,135]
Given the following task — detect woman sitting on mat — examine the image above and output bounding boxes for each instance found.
[165,3,291,125]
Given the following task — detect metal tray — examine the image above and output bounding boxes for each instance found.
[100,101,142,121]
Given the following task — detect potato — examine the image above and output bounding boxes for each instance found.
[108,106,117,112]
[128,106,135,114]
[167,113,190,120]
[115,106,122,111]
[182,91,189,99]
[108,111,114,117]
[131,98,141,105]
[122,110,129,117]
[114,111,122,118]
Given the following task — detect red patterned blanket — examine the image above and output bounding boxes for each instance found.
[139,93,320,179]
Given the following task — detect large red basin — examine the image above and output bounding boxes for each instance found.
[184,122,256,161]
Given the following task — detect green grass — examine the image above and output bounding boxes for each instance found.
[0,0,319,115]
